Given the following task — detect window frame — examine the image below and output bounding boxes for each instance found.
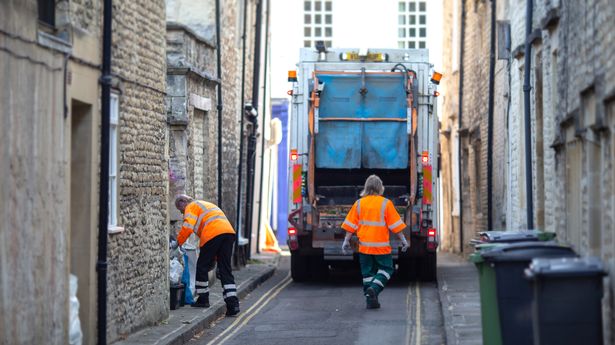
[108,93,122,232]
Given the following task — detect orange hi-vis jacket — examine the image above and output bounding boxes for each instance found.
[177,200,235,247]
[341,195,407,255]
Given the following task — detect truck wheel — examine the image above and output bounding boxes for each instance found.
[418,252,437,282]
[291,252,309,282]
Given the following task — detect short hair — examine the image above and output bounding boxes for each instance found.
[360,175,385,197]
[175,194,193,209]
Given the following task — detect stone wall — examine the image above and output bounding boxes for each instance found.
[106,0,169,341]
[443,0,615,340]
[0,2,70,344]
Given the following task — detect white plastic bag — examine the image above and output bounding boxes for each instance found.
[184,247,198,298]
[69,274,83,345]
[169,257,183,285]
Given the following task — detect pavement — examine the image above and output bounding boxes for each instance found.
[437,252,482,345]
[114,253,280,345]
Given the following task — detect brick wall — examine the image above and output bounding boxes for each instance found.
[106,0,169,341]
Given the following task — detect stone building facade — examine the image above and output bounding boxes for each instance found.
[165,0,259,248]
[1,0,169,343]
[441,0,615,340]
[105,0,169,342]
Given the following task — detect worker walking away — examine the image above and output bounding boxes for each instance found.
[341,175,410,309]
[175,195,240,316]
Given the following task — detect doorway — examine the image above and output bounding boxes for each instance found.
[70,100,95,344]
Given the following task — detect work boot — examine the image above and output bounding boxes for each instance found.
[225,297,240,317]
[365,287,380,309]
[191,294,210,308]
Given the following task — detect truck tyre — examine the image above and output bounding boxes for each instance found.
[418,252,437,282]
[291,252,309,282]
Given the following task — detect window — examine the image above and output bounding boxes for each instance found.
[398,1,428,50]
[38,0,55,27]
[109,94,120,227]
[303,0,333,48]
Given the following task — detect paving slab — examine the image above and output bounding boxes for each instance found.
[114,254,279,345]
[437,252,482,345]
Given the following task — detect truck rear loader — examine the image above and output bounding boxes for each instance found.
[287,47,440,282]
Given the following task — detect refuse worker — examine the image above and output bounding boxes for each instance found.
[341,175,410,309]
[174,194,240,316]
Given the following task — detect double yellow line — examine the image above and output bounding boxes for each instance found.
[206,273,293,345]
[404,282,422,345]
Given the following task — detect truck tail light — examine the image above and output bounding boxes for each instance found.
[288,227,299,250]
[428,228,436,237]
[290,149,298,161]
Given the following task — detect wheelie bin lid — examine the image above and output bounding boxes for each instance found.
[525,257,607,279]
[473,230,556,244]
[481,241,577,263]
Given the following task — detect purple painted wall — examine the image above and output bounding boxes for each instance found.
[272,98,289,244]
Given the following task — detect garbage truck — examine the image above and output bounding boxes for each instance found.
[286,47,441,282]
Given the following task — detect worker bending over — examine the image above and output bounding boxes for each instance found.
[341,175,410,309]
[175,194,240,316]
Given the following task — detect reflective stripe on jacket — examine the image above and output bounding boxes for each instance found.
[177,200,235,247]
[341,195,407,254]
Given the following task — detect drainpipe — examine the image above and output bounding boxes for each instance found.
[235,0,249,249]
[256,0,271,253]
[215,0,223,207]
[245,0,263,258]
[457,0,466,252]
[97,0,112,343]
[245,113,258,260]
[487,0,496,230]
[523,0,534,229]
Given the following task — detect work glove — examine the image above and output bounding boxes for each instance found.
[399,236,410,253]
[341,238,352,254]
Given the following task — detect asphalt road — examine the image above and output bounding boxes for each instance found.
[190,255,445,345]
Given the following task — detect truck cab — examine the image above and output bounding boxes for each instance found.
[287,47,440,282]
